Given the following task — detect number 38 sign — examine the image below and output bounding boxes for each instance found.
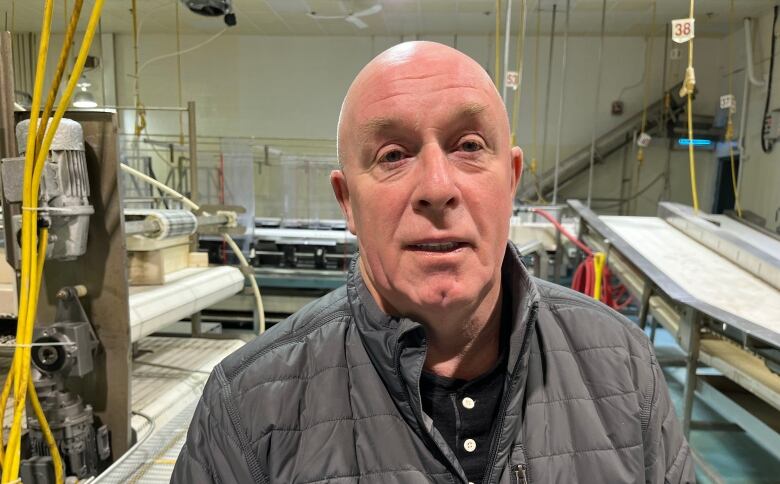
[671,18,695,44]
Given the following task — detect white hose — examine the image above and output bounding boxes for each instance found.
[120,163,266,332]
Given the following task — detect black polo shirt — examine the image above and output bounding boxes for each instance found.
[420,298,510,484]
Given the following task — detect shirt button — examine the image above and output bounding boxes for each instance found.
[463,438,477,452]
[462,397,475,409]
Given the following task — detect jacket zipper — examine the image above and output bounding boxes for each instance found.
[513,464,528,484]
[482,302,538,484]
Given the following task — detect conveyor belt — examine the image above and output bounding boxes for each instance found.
[601,216,780,336]
[128,266,244,342]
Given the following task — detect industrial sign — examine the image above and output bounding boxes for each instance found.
[671,18,695,43]
[720,94,737,114]
[505,71,520,90]
[637,132,652,148]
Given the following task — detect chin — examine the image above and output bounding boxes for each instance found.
[402,277,481,311]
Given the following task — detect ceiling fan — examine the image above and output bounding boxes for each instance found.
[307,2,383,29]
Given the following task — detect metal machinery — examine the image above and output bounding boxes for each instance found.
[24,286,110,481]
[569,199,780,472]
[0,64,244,483]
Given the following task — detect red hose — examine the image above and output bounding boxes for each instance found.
[531,207,632,309]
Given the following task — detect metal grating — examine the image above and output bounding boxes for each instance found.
[95,398,197,484]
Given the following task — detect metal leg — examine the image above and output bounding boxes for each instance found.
[649,314,659,343]
[680,309,701,437]
[638,284,653,330]
[191,312,202,337]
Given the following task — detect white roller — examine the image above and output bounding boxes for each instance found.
[128,266,244,342]
[126,209,198,240]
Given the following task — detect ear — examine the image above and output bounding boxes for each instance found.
[510,146,523,195]
[330,169,357,235]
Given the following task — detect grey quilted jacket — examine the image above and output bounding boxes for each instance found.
[172,243,694,483]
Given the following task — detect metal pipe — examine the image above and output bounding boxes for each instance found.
[745,18,766,87]
[187,100,198,206]
[551,0,570,205]
[0,31,16,159]
[501,0,513,103]
[124,214,229,237]
[586,0,608,208]
[539,4,557,180]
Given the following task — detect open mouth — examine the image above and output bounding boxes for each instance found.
[406,241,470,252]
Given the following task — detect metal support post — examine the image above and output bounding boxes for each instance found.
[679,308,702,437]
[638,283,653,330]
[186,101,202,336]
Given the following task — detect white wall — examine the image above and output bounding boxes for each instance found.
[716,7,780,230]
[27,26,737,219]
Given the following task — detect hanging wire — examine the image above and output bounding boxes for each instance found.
[551,0,570,205]
[529,2,545,202]
[494,0,501,87]
[501,0,513,102]
[681,0,699,212]
[175,1,185,145]
[510,0,528,146]
[631,0,656,214]
[539,3,557,197]
[586,0,607,208]
[726,0,742,216]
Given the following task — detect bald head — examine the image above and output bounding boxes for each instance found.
[337,41,509,168]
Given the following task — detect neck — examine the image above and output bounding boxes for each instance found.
[422,284,503,380]
[358,259,505,381]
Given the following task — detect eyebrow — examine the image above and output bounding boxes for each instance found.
[358,102,489,138]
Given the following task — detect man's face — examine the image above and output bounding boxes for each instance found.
[332,43,522,319]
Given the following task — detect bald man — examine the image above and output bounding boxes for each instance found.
[172,42,693,484]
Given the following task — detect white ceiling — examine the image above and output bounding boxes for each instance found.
[0,0,774,37]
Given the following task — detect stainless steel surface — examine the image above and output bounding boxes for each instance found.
[569,199,780,350]
[658,202,780,290]
[187,101,198,207]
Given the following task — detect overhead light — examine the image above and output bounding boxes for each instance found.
[73,76,97,109]
[677,138,713,147]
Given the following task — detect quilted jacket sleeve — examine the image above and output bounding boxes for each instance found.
[643,350,696,484]
[171,366,260,484]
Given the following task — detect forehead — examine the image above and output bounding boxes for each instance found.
[351,54,495,114]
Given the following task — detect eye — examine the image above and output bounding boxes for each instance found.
[379,149,406,164]
[459,140,483,153]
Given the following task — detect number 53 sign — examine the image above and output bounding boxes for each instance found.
[671,18,695,43]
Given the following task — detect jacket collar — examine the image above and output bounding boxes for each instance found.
[346,242,540,481]
[347,241,540,382]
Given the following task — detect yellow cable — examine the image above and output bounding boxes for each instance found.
[632,1,656,214]
[494,0,501,87]
[3,1,54,478]
[35,0,84,151]
[2,0,105,479]
[592,252,606,301]
[683,0,699,212]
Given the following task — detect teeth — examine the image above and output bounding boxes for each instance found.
[414,242,458,251]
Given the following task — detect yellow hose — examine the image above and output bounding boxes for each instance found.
[682,0,699,212]
[592,252,606,302]
[2,0,105,480]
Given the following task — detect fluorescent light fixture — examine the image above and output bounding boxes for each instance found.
[677,138,713,147]
[73,89,97,108]
[73,75,97,108]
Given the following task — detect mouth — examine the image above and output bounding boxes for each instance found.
[405,241,471,253]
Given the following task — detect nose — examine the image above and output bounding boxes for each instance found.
[412,144,460,213]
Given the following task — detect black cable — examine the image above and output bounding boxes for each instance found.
[591,173,665,210]
[761,5,779,153]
